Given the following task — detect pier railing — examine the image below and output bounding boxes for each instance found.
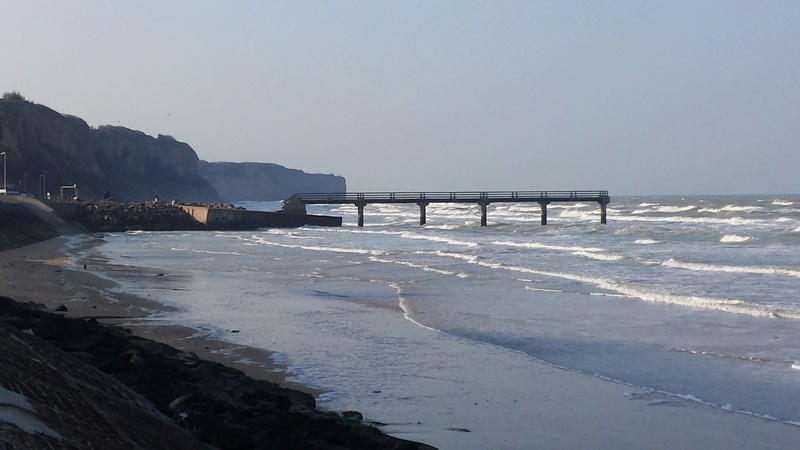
[283,190,610,226]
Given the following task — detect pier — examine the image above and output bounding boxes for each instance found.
[283,190,610,227]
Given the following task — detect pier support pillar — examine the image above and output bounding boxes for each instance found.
[479,202,490,226]
[355,201,367,227]
[539,201,550,225]
[599,200,608,224]
[417,201,430,226]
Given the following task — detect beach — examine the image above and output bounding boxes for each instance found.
[2,230,800,449]
[1,235,437,449]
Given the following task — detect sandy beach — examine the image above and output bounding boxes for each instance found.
[3,235,800,449]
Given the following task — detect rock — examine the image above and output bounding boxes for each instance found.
[73,201,207,232]
[341,411,363,422]
[0,295,438,450]
[54,304,69,312]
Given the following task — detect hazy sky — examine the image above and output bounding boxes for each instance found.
[2,1,798,195]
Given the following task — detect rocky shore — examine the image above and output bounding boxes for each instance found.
[0,295,435,450]
[73,200,207,232]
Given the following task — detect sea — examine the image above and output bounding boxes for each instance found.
[76,195,800,448]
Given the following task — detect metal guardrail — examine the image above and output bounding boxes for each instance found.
[286,190,610,204]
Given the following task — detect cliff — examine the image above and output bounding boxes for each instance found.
[198,161,346,202]
[0,95,347,203]
[0,98,220,202]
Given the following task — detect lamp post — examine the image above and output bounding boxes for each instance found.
[1,152,6,194]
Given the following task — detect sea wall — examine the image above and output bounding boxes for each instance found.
[0,196,80,250]
[178,204,342,229]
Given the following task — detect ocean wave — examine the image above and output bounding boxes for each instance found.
[634,239,662,245]
[425,252,800,319]
[612,215,759,226]
[370,255,456,276]
[250,236,382,256]
[633,205,697,215]
[557,209,595,219]
[399,232,479,247]
[493,240,604,253]
[720,234,752,243]
[572,251,624,261]
[720,205,763,213]
[524,286,564,293]
[670,347,769,363]
[170,247,247,256]
[662,258,800,278]
[420,250,479,264]
[772,200,794,206]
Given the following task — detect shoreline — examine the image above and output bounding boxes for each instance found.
[0,234,321,397]
[0,235,436,449]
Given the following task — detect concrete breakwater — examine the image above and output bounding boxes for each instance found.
[177,203,342,230]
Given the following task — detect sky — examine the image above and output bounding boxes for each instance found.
[1,1,798,195]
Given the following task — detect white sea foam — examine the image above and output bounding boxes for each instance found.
[399,232,478,247]
[773,200,794,206]
[720,205,763,213]
[422,252,800,319]
[613,215,759,226]
[720,234,752,243]
[635,239,662,245]
[494,240,604,253]
[557,209,595,219]
[524,286,564,293]
[250,236,383,256]
[662,205,698,213]
[370,255,457,276]
[662,258,800,278]
[572,251,624,261]
[170,247,247,256]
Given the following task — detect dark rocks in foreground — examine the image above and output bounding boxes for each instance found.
[0,296,436,450]
[73,200,207,232]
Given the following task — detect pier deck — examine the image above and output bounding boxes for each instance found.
[283,190,610,226]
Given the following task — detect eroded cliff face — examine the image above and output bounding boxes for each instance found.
[0,99,220,202]
[0,98,347,203]
[198,161,346,202]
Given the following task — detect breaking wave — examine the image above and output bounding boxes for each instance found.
[720,234,752,243]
